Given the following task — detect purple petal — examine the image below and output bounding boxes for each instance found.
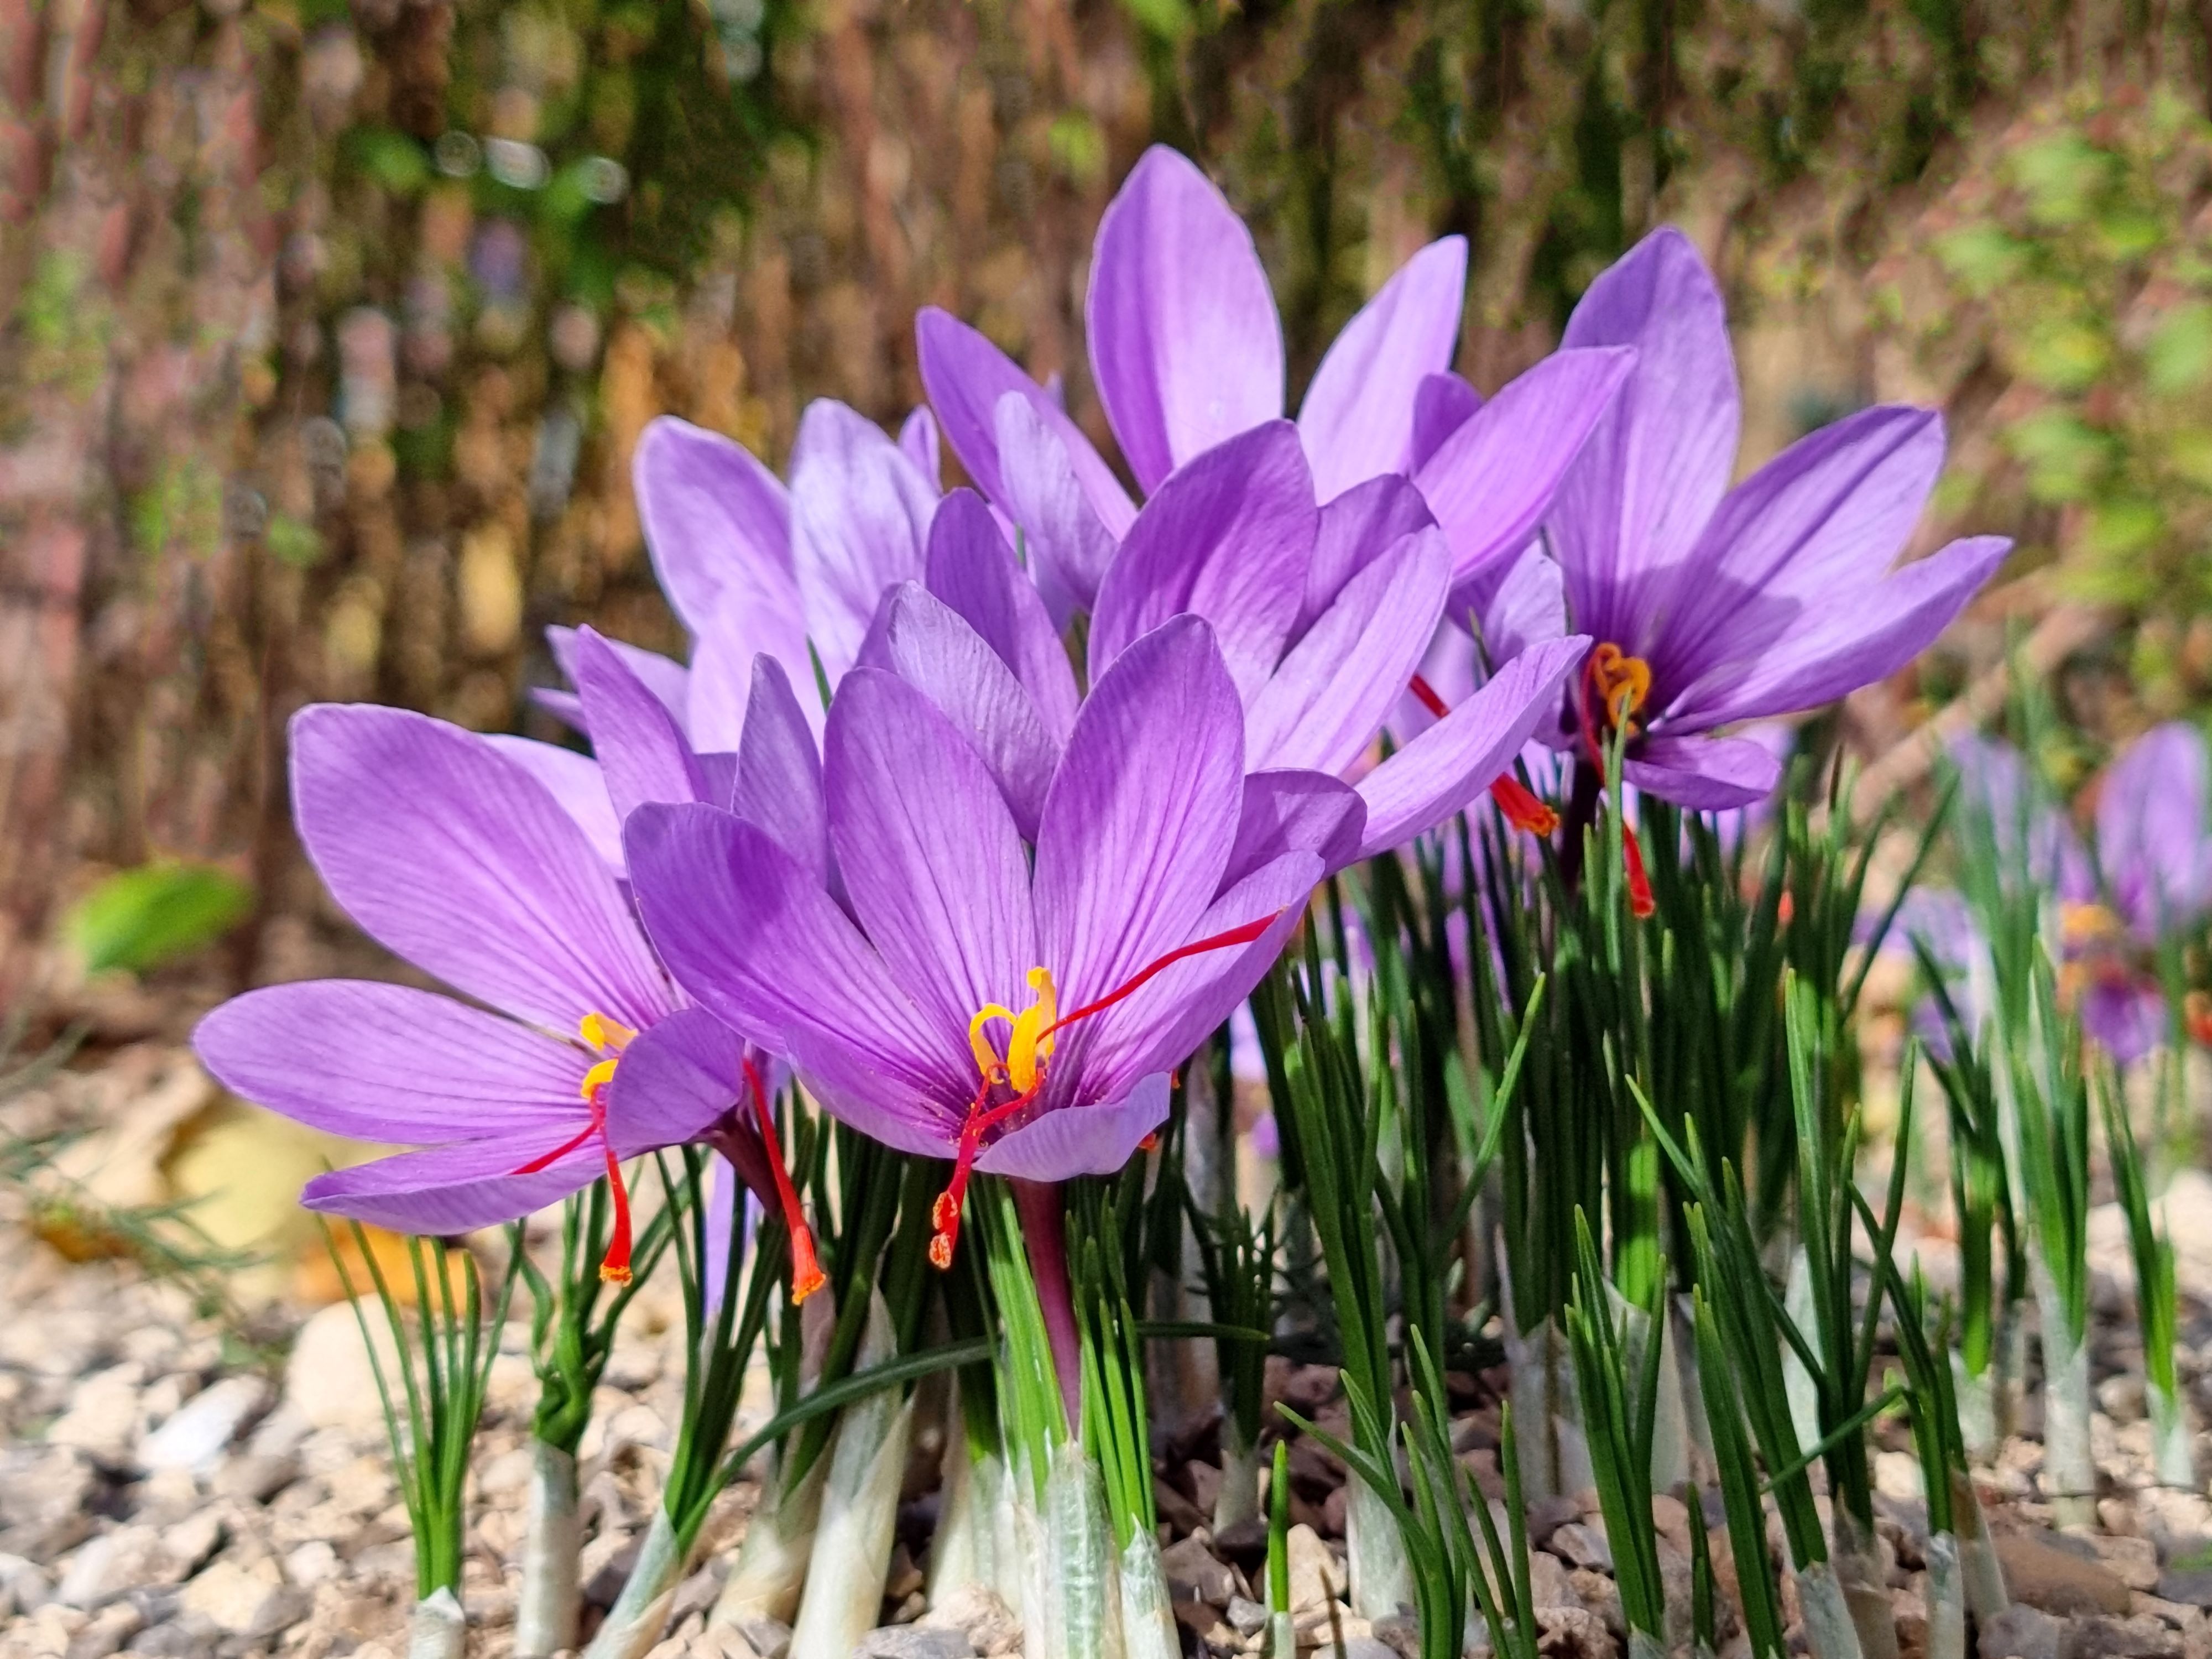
[2099,723,2212,936]
[571,627,708,823]
[730,654,832,888]
[633,416,792,636]
[1410,373,1483,472]
[925,488,1081,744]
[604,1006,754,1154]
[1547,228,1740,648]
[1414,347,1635,587]
[195,982,589,1142]
[1086,145,1285,491]
[1248,528,1451,775]
[1224,771,1366,891]
[1088,421,1318,705]
[291,704,674,1034]
[789,399,938,680]
[1353,635,1590,860]
[2080,978,2168,1066]
[1034,616,1245,1045]
[1300,474,1436,636]
[915,307,1136,537]
[782,1027,964,1157]
[1668,535,2008,728]
[993,394,1120,622]
[686,594,820,753]
[1297,237,1468,502]
[1622,733,1784,811]
[546,628,692,734]
[855,585,1063,839]
[900,405,942,492]
[482,738,622,874]
[1461,546,1568,665]
[973,1072,1171,1182]
[302,1134,604,1235]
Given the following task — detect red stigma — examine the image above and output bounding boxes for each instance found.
[1408,674,1451,721]
[745,1057,827,1303]
[513,1086,633,1284]
[1622,821,1655,921]
[1490,775,1559,837]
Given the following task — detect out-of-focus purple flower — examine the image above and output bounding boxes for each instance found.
[1531,228,2008,811]
[2093,723,2212,943]
[624,618,1329,1264]
[1879,886,1985,1062]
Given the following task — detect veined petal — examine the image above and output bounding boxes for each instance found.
[1300,474,1435,636]
[1353,635,1589,860]
[546,628,692,734]
[1548,228,1740,650]
[973,1072,1171,1182]
[2099,723,2212,936]
[291,704,674,1034]
[1088,421,1317,706]
[482,737,622,875]
[625,802,967,1098]
[1248,528,1451,775]
[730,654,832,888]
[1413,347,1635,587]
[1086,145,1285,490]
[855,585,1063,840]
[194,982,590,1142]
[916,307,1136,538]
[925,488,1082,744]
[789,399,938,681]
[1410,372,1483,472]
[899,405,942,492]
[1622,734,1784,811]
[1459,545,1568,665]
[633,416,792,635]
[604,1007,752,1156]
[686,591,819,753]
[1223,770,1366,893]
[993,394,1120,623]
[571,627,708,823]
[302,1133,604,1235]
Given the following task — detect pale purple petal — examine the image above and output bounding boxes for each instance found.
[482,737,622,874]
[1297,237,1468,502]
[900,405,942,493]
[1247,528,1451,775]
[1300,474,1435,636]
[1621,733,1784,811]
[1410,373,1483,472]
[2099,723,2212,938]
[2081,979,2168,1066]
[194,982,589,1142]
[571,627,708,823]
[1086,145,1285,490]
[854,585,1062,839]
[1413,347,1635,586]
[784,1027,965,1156]
[301,1134,603,1235]
[605,1006,753,1154]
[1223,770,1366,893]
[789,399,938,680]
[291,704,674,1034]
[1353,635,1590,860]
[992,394,1120,623]
[1088,421,1318,705]
[1463,546,1567,664]
[916,307,1136,536]
[925,488,1081,744]
[686,594,820,753]
[1547,227,1740,648]
[633,416,792,635]
[974,1072,1171,1181]
[546,628,692,734]
[730,654,832,888]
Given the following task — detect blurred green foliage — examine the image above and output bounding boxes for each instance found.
[65,864,254,977]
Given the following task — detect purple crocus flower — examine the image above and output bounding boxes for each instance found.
[1530,227,2010,810]
[623,617,1329,1270]
[194,632,826,1293]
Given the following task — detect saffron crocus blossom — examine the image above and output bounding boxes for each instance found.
[194,637,824,1292]
[1532,227,2009,810]
[624,617,1327,1269]
[916,147,1634,622]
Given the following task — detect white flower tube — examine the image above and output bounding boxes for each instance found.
[1950,1471,2009,1620]
[513,1439,580,1658]
[1923,1533,1966,1659]
[1117,1528,1179,1659]
[2034,1276,2095,1528]
[1795,1559,1868,1659]
[1345,1470,1413,1621]
[2150,1378,2197,1489]
[1043,1441,1124,1659]
[787,1386,916,1659]
[1215,1417,1262,1532]
[928,1411,999,1604]
[583,1509,684,1659]
[408,1589,466,1659]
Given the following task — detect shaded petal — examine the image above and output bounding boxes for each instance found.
[1462,545,1567,664]
[1548,228,1740,647]
[302,1134,602,1235]
[1223,771,1366,893]
[786,1027,965,1156]
[687,593,819,753]
[194,982,589,1141]
[2080,978,2167,1067]
[1668,536,2008,727]
[571,627,708,823]
[2100,723,2212,936]
[546,628,691,734]
[1410,372,1483,472]
[291,704,673,1034]
[1354,635,1589,860]
[1413,347,1635,586]
[925,488,1082,744]
[789,399,938,680]
[1623,733,1784,811]
[974,1072,1171,1182]
[899,405,942,493]
[1086,145,1285,490]
[1088,421,1317,705]
[625,802,966,1095]
[1248,528,1451,775]
[1300,474,1436,637]
[855,585,1062,839]
[604,1007,750,1154]
[992,394,1120,623]
[1298,237,1468,502]
[916,307,1136,537]
[482,737,622,874]
[731,654,831,888]
[1035,616,1244,1036]
[633,416,792,635]
[826,665,1040,1044]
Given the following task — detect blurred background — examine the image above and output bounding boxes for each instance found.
[3,0,2210,1041]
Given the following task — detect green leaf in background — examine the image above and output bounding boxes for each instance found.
[1934,225,2027,296]
[2146,302,2212,395]
[342,128,432,196]
[2010,131,2112,226]
[2019,317,2110,392]
[66,863,253,976]
[2004,408,2114,502]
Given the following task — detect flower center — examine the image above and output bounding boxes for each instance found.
[967,967,1059,1094]
[1577,643,1652,763]
[514,1013,639,1284]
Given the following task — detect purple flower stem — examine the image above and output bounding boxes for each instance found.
[1013,1177,1084,1434]
[1558,758,1605,895]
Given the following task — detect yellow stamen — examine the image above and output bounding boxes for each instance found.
[2061,902,2124,947]
[1588,644,1652,731]
[580,1057,619,1099]
[580,1013,638,1053]
[968,1003,1019,1081]
[1005,968,1057,1093]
